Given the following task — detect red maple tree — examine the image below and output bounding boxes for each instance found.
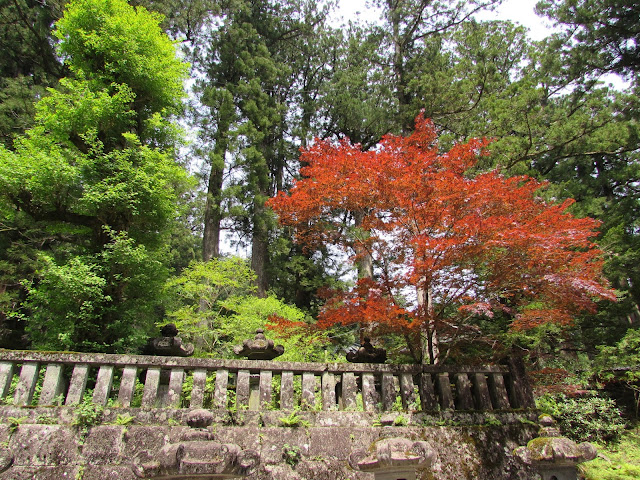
[267,114,616,364]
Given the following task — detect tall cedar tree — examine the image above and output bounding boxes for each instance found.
[268,114,616,364]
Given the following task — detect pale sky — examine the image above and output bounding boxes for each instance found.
[333,0,557,41]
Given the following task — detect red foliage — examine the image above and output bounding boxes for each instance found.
[265,314,307,338]
[267,114,615,336]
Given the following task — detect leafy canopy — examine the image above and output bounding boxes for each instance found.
[0,0,191,352]
[268,114,616,344]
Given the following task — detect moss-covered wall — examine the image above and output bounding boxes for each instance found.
[0,407,539,480]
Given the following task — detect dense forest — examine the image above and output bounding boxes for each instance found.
[0,0,638,430]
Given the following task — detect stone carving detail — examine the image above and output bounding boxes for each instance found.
[514,415,597,480]
[233,329,284,360]
[132,409,260,479]
[0,445,13,474]
[349,437,435,478]
[346,337,387,363]
[143,323,194,357]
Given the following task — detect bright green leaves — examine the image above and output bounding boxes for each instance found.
[163,257,319,359]
[25,256,109,351]
[25,231,167,352]
[32,78,136,148]
[55,0,188,118]
[0,0,192,352]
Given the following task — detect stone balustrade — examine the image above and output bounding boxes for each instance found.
[0,350,534,412]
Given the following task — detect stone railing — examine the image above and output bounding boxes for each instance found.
[0,350,533,412]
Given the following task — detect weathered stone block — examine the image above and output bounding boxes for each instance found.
[259,427,310,465]
[9,425,79,467]
[309,427,353,460]
[212,425,261,452]
[82,465,137,480]
[122,426,170,462]
[83,426,124,464]
[0,466,78,480]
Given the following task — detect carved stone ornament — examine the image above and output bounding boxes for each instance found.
[0,445,13,474]
[349,437,435,479]
[346,337,387,364]
[143,323,195,357]
[514,415,597,480]
[232,329,284,360]
[132,409,260,479]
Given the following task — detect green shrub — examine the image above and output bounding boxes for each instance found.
[536,393,626,444]
[581,430,640,480]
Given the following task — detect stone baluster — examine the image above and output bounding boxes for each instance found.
[280,371,294,410]
[166,368,185,408]
[472,373,493,410]
[419,373,437,411]
[142,367,161,407]
[361,373,378,412]
[189,369,208,409]
[341,372,357,410]
[38,363,65,406]
[65,364,89,405]
[381,373,396,411]
[118,366,138,407]
[0,362,14,400]
[14,362,39,406]
[212,369,228,409]
[93,365,115,406]
[487,373,511,409]
[454,373,474,410]
[322,372,336,410]
[435,373,454,410]
[236,370,250,409]
[259,370,272,409]
[400,373,416,410]
[301,372,315,410]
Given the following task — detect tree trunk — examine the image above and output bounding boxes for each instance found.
[251,200,269,298]
[202,164,223,261]
[417,281,439,364]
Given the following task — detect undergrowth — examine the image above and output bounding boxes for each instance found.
[581,429,640,480]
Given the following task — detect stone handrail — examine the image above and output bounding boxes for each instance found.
[0,350,533,412]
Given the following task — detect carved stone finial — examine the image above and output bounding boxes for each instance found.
[233,329,284,360]
[346,337,387,364]
[143,324,195,357]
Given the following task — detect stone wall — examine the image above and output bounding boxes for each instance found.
[0,407,539,480]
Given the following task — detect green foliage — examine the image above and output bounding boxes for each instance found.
[581,430,640,480]
[72,394,105,437]
[7,416,27,435]
[279,410,310,428]
[536,393,626,444]
[55,0,188,121]
[36,414,58,425]
[114,414,135,426]
[393,414,408,426]
[163,256,331,360]
[282,443,302,466]
[595,329,640,382]
[484,414,503,427]
[0,0,193,352]
[0,0,64,148]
